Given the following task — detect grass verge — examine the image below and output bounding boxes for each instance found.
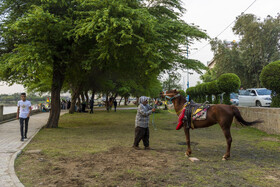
[15,109,280,187]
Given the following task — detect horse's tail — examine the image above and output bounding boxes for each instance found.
[232,106,263,126]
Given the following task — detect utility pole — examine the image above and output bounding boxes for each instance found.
[186,40,193,102]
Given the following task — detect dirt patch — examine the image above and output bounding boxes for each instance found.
[19,146,180,186]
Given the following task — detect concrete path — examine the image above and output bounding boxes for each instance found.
[0,108,139,187]
[0,112,51,187]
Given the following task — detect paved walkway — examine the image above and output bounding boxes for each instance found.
[0,108,139,187]
[0,112,52,187]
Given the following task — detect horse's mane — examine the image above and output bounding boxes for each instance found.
[178,94,187,104]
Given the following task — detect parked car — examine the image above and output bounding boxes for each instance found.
[220,92,239,105]
[230,93,239,106]
[238,88,272,107]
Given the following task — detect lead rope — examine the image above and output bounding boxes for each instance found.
[151,98,157,130]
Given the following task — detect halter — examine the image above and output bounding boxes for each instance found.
[163,91,181,101]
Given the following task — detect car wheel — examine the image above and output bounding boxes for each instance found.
[256,101,262,107]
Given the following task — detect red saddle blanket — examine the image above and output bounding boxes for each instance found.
[176,108,186,130]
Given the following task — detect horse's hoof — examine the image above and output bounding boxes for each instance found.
[222,156,230,161]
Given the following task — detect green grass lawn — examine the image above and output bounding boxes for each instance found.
[15,109,280,187]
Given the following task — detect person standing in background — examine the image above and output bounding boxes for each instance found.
[16,93,32,141]
[90,99,94,114]
[113,100,117,112]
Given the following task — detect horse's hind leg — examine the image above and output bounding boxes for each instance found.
[184,127,192,157]
[221,126,232,160]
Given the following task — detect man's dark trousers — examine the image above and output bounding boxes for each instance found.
[133,126,149,147]
[20,117,29,139]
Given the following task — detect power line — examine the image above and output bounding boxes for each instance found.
[189,0,257,57]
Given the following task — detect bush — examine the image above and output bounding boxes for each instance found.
[223,93,231,105]
[186,87,193,101]
[208,80,221,104]
[199,83,207,102]
[217,73,241,104]
[178,90,186,98]
[195,84,204,103]
[260,60,280,107]
[217,73,241,93]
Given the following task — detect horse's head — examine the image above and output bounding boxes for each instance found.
[160,89,180,101]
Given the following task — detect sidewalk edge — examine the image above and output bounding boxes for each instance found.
[8,125,43,187]
[8,111,68,187]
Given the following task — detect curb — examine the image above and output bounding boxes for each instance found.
[8,123,44,187]
[8,111,68,187]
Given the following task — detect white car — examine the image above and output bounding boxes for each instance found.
[238,88,272,107]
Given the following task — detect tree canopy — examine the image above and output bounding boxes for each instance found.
[0,0,208,127]
[207,14,280,88]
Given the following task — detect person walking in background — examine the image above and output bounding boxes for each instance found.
[113,100,117,112]
[16,93,32,141]
[133,96,157,150]
[90,99,94,114]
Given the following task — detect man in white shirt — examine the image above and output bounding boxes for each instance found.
[17,93,32,141]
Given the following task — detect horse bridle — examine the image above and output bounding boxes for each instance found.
[163,91,181,101]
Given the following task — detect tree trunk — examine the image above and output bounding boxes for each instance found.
[119,96,123,106]
[81,92,85,102]
[69,94,77,114]
[77,94,81,111]
[106,93,110,112]
[46,63,65,128]
[85,90,89,106]
[124,96,128,105]
[69,86,81,114]
[91,91,95,100]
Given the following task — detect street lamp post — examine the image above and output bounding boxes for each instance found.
[186,70,193,102]
[185,40,194,101]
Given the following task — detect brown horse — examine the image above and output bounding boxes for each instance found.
[161,90,262,160]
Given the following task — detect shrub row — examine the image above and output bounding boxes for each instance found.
[186,73,241,104]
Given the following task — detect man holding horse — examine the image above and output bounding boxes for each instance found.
[133,96,158,150]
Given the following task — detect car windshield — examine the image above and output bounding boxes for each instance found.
[230,93,238,99]
[256,89,271,95]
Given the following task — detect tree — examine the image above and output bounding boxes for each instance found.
[210,39,244,82]
[200,68,218,83]
[217,73,241,105]
[260,60,280,107]
[1,0,208,126]
[233,14,280,87]
[208,14,280,88]
[0,1,80,127]
[142,0,208,73]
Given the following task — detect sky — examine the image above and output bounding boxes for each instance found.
[180,0,280,89]
[0,0,279,94]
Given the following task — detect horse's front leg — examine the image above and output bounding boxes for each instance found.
[184,126,191,157]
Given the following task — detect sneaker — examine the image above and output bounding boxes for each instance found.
[20,138,24,141]
[132,146,140,150]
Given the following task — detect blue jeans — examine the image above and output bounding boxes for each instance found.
[20,117,29,139]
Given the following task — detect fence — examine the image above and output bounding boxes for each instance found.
[0,105,41,124]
